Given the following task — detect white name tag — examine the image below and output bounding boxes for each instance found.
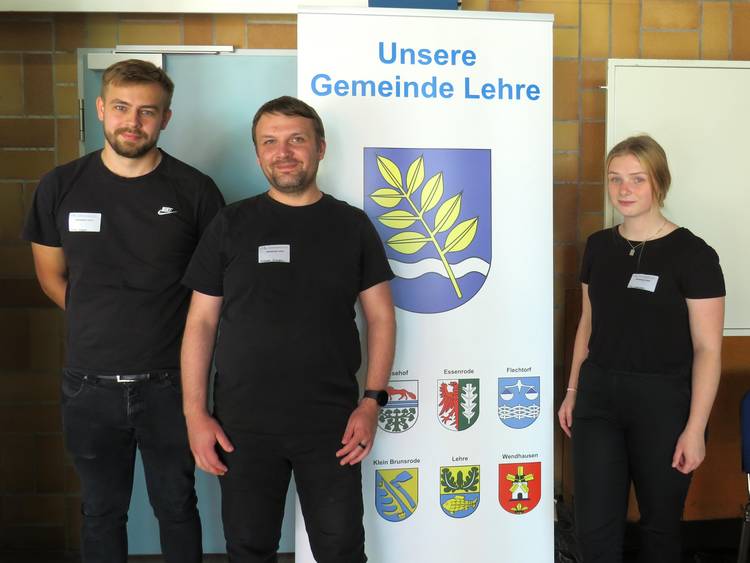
[68,212,101,232]
[258,244,290,263]
[627,273,659,292]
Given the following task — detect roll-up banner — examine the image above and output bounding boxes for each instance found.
[296,7,554,562]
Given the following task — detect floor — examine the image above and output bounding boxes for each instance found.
[0,556,294,563]
[0,520,743,562]
[0,551,741,563]
[625,519,741,563]
[0,547,740,563]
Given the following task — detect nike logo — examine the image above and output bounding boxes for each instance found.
[157,207,178,216]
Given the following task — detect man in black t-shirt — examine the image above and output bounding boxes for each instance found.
[22,60,224,563]
[181,96,395,563]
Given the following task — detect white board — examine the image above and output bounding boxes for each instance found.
[606,59,750,336]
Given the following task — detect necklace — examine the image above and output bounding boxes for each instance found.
[622,220,667,257]
[625,239,644,257]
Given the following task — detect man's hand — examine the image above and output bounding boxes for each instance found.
[336,400,379,466]
[338,280,394,466]
[186,412,234,476]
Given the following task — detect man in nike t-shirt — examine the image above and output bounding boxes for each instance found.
[22,59,224,563]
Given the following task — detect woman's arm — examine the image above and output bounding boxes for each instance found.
[557,283,591,438]
[671,296,725,474]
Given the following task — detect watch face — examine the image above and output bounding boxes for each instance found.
[376,390,389,406]
[366,389,389,406]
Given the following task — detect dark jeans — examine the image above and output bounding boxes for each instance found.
[218,430,366,563]
[61,369,201,563]
[573,360,693,563]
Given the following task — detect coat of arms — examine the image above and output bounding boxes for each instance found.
[498,376,541,429]
[364,148,492,314]
[375,468,418,522]
[498,462,541,515]
[440,465,480,518]
[438,378,480,431]
[378,381,419,433]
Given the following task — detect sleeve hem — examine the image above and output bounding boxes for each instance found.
[21,235,61,247]
[360,272,395,293]
[684,291,726,299]
[181,279,224,297]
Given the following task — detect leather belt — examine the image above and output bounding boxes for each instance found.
[94,373,153,383]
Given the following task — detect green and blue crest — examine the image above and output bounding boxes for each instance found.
[364,148,492,314]
[440,465,480,519]
[375,468,418,522]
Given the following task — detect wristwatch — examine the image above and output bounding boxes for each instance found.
[363,389,389,407]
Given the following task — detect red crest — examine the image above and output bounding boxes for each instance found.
[498,462,541,515]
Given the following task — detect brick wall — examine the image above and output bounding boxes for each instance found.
[0,2,749,554]
[0,11,298,556]
[468,0,750,516]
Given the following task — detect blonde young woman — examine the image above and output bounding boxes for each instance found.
[558,135,725,563]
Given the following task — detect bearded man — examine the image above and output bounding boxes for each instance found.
[23,59,225,563]
[181,96,395,563]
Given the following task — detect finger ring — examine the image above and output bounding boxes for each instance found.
[358,442,367,449]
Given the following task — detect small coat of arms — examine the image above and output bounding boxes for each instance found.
[438,378,480,431]
[440,465,480,519]
[378,381,419,433]
[375,468,419,522]
[498,462,541,515]
[497,376,541,429]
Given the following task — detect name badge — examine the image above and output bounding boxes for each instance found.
[627,273,659,293]
[258,244,290,263]
[68,212,101,232]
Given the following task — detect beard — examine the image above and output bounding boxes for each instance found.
[105,127,158,159]
[267,161,317,194]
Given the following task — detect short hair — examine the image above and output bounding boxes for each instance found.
[251,96,325,148]
[100,59,175,109]
[605,135,671,206]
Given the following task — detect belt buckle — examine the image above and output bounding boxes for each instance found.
[115,375,137,383]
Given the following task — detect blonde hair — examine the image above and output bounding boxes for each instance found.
[605,135,671,206]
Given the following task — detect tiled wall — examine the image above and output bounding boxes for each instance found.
[0,2,748,553]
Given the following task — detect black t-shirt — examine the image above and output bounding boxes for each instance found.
[581,227,725,375]
[182,192,394,434]
[22,149,225,373]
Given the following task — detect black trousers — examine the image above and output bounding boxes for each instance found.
[573,360,693,563]
[218,430,366,563]
[61,370,201,563]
